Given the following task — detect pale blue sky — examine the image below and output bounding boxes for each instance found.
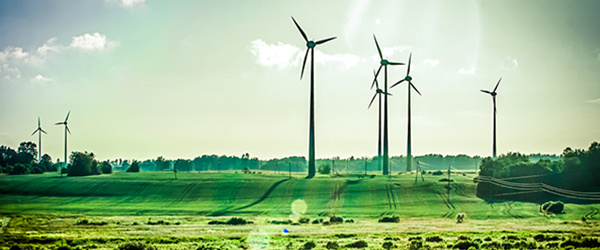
[1,0,599,161]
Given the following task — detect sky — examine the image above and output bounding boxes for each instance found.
[1,0,599,162]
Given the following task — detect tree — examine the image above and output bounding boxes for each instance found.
[318,164,331,175]
[0,146,17,168]
[155,156,170,171]
[40,154,54,172]
[100,161,113,174]
[68,151,98,176]
[127,160,140,172]
[17,141,37,163]
[9,163,30,175]
[175,159,193,172]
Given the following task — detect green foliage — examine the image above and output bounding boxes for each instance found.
[68,151,98,176]
[432,170,443,175]
[378,216,400,223]
[118,242,157,250]
[302,241,316,250]
[426,236,443,242]
[174,159,193,172]
[298,217,310,224]
[100,161,112,174]
[479,152,563,179]
[329,216,343,224]
[318,164,331,174]
[40,154,54,172]
[207,217,252,225]
[241,167,251,174]
[17,141,37,164]
[9,164,30,175]
[325,241,340,249]
[540,201,564,214]
[382,241,394,250]
[127,161,140,172]
[345,240,367,248]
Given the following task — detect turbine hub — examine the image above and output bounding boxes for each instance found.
[405,76,412,81]
[381,59,388,65]
[376,89,384,94]
[307,41,316,48]
[491,92,497,96]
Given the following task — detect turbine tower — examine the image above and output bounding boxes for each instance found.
[291,17,336,178]
[55,111,71,171]
[391,53,421,172]
[372,35,405,175]
[31,117,47,163]
[368,69,391,173]
[481,78,502,158]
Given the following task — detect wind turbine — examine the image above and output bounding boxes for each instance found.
[372,35,405,175]
[368,69,391,174]
[31,117,47,163]
[291,17,336,178]
[481,78,502,158]
[391,53,421,172]
[55,111,71,174]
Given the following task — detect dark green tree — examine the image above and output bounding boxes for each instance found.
[68,151,98,176]
[100,161,113,174]
[127,160,140,172]
[318,163,331,174]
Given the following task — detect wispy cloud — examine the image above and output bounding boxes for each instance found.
[250,39,361,69]
[70,33,119,51]
[423,59,440,68]
[37,37,60,56]
[0,47,29,61]
[1,64,21,80]
[32,74,53,82]
[459,66,477,75]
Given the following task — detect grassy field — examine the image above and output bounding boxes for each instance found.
[1,171,600,249]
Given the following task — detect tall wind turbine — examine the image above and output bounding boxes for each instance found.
[55,111,71,171]
[391,53,421,172]
[368,69,391,173]
[291,17,336,178]
[481,78,502,158]
[372,35,405,175]
[31,117,47,163]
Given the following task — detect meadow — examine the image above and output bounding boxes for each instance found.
[1,172,599,249]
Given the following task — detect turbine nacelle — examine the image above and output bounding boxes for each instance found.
[405,76,412,81]
[381,59,389,65]
[307,41,316,48]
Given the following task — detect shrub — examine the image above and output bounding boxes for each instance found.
[453,240,478,250]
[9,164,30,175]
[30,166,44,174]
[409,240,423,250]
[426,236,443,242]
[302,241,316,250]
[432,170,444,175]
[311,218,324,224]
[540,201,564,214]
[241,167,250,174]
[378,216,400,223]
[382,241,395,250]
[269,219,292,225]
[318,164,331,174]
[344,218,355,223]
[208,217,252,225]
[334,233,356,239]
[76,219,107,226]
[298,217,310,224]
[329,216,343,224]
[100,161,112,174]
[325,241,340,250]
[127,161,140,172]
[68,152,97,176]
[456,213,466,223]
[345,240,367,248]
[118,242,157,250]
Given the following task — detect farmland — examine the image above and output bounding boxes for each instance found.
[1,172,599,249]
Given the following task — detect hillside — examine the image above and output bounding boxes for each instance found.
[0,172,598,220]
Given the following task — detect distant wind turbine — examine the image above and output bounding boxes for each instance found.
[481,78,502,158]
[368,69,391,174]
[31,117,47,163]
[55,111,71,174]
[391,53,421,172]
[372,35,405,175]
[291,16,336,178]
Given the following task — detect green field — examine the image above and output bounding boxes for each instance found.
[1,172,600,249]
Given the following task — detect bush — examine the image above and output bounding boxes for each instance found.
[311,218,324,224]
[541,201,564,214]
[68,152,98,176]
[325,241,340,250]
[329,216,343,224]
[345,240,367,248]
[269,219,292,225]
[318,164,331,174]
[100,161,112,174]
[241,167,250,174]
[432,170,444,175]
[118,242,157,250]
[453,240,478,250]
[298,217,310,224]
[127,161,140,172]
[30,166,44,174]
[9,164,30,175]
[207,217,252,225]
[303,241,316,250]
[344,218,355,223]
[456,213,466,223]
[382,242,395,250]
[378,216,400,223]
[425,236,443,242]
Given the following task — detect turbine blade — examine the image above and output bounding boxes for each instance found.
[390,79,405,89]
[300,48,309,80]
[55,122,64,125]
[388,61,405,66]
[368,93,377,109]
[66,126,71,134]
[480,90,491,94]
[410,81,422,96]
[291,17,308,42]
[315,36,336,45]
[407,53,412,76]
[493,77,502,92]
[31,129,38,136]
[373,34,383,60]
[372,65,383,89]
[384,92,393,96]
[65,111,70,122]
[371,69,380,90]
[41,129,47,134]
[38,117,40,126]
